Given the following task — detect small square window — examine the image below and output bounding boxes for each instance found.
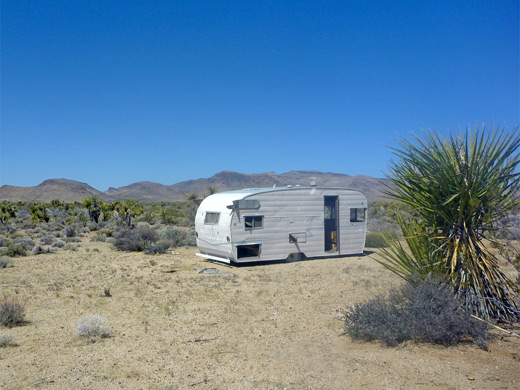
[244,215,263,229]
[350,208,366,222]
[204,212,220,224]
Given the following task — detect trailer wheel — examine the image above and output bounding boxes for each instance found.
[286,252,303,262]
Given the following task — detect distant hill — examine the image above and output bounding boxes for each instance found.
[0,171,391,203]
[169,171,391,202]
[105,181,183,202]
[0,179,115,203]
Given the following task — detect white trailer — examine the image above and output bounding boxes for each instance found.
[195,185,367,264]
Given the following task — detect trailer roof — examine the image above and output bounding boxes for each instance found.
[204,186,364,202]
[221,185,364,195]
[199,186,366,213]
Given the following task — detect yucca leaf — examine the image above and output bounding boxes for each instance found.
[379,126,520,321]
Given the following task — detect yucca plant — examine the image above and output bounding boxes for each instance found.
[378,127,520,322]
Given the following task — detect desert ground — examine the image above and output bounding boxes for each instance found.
[1,234,519,390]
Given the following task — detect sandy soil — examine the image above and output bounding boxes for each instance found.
[1,236,519,390]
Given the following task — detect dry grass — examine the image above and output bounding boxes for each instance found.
[0,233,519,389]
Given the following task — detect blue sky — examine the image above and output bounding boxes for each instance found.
[1,1,518,190]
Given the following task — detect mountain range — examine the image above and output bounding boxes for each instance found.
[0,171,391,203]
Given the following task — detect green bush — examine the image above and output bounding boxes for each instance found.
[6,243,26,257]
[345,276,488,349]
[0,236,12,247]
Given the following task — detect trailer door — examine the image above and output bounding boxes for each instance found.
[324,196,339,252]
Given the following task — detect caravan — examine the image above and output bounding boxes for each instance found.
[195,185,367,263]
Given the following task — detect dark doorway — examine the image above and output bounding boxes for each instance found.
[324,196,339,252]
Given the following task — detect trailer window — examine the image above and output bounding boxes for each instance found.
[350,208,366,222]
[244,215,263,229]
[204,212,220,224]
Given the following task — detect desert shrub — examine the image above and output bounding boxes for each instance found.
[13,237,35,251]
[365,232,389,248]
[91,232,107,242]
[114,225,158,252]
[0,334,16,347]
[39,235,55,245]
[65,237,81,243]
[144,242,169,255]
[31,246,57,255]
[113,229,141,251]
[47,223,61,232]
[1,224,17,234]
[0,236,12,247]
[186,229,197,246]
[51,240,65,248]
[9,231,24,239]
[102,227,115,237]
[160,227,187,248]
[87,222,99,231]
[63,243,78,251]
[96,221,110,229]
[0,256,13,268]
[76,315,112,340]
[31,245,44,255]
[18,221,31,230]
[6,244,26,257]
[345,276,488,349]
[63,226,76,238]
[0,295,26,327]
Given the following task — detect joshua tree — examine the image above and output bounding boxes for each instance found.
[111,199,143,226]
[205,186,217,198]
[83,196,102,223]
[378,127,520,321]
[186,193,199,203]
[0,202,17,225]
[29,204,50,223]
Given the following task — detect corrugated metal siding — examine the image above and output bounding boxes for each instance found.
[229,187,367,262]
